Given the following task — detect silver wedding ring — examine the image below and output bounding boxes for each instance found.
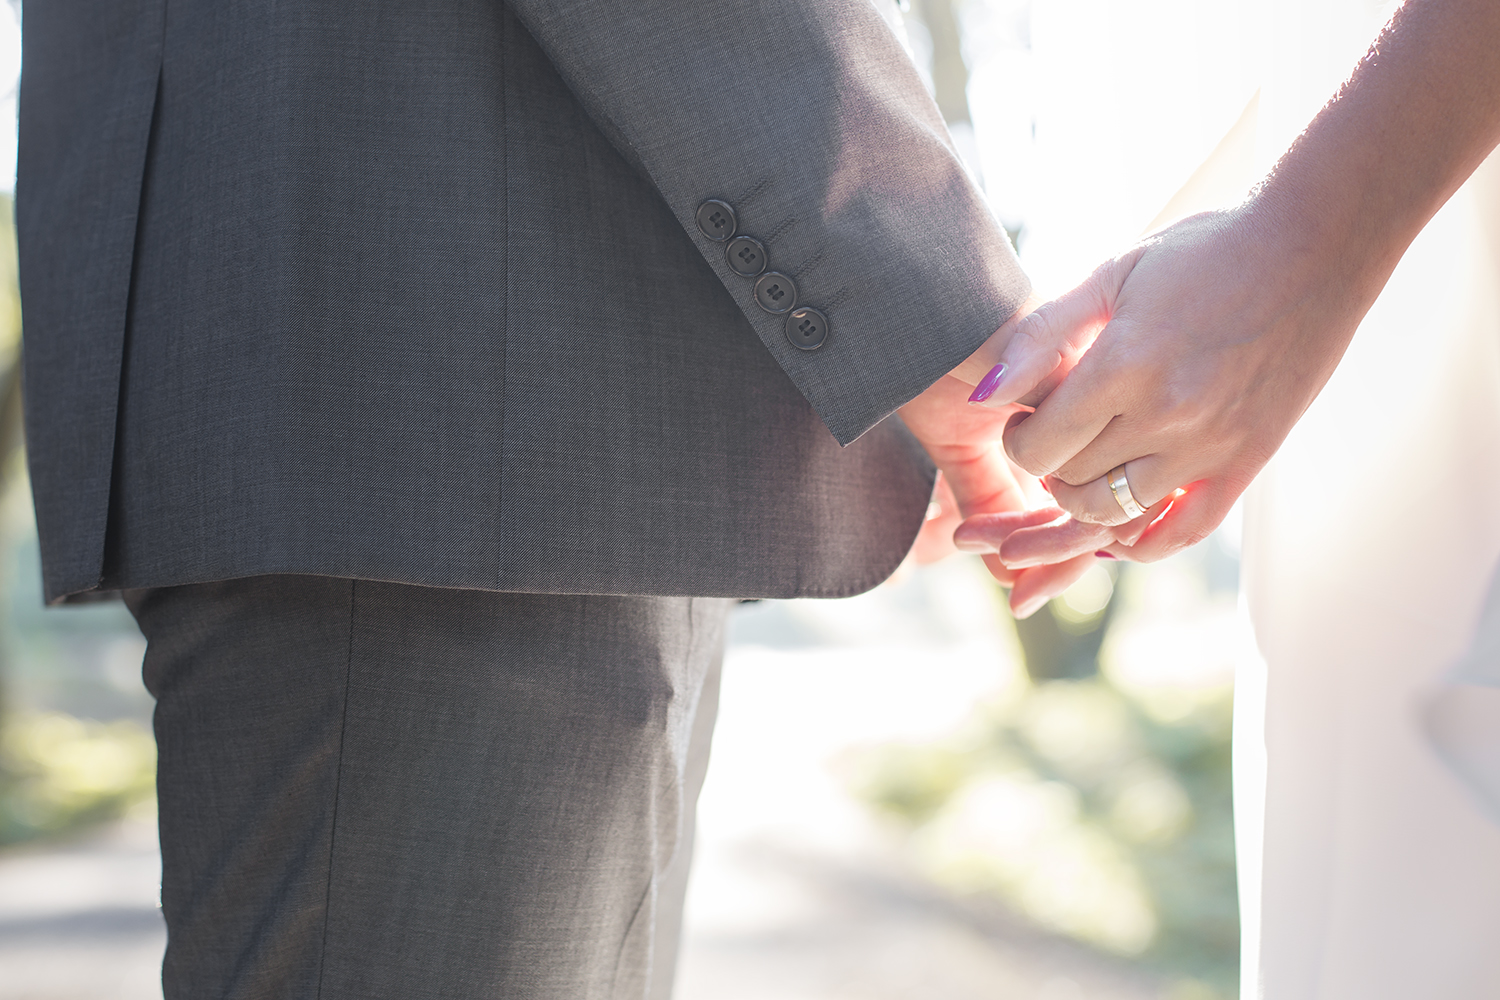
[1107,464,1147,520]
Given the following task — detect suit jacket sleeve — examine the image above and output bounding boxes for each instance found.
[507,0,1030,446]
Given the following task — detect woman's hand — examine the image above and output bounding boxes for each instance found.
[963,202,1363,563]
[956,0,1500,566]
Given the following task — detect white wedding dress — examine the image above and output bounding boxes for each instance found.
[962,1,1500,993]
[1235,3,1500,996]
[1238,153,1500,998]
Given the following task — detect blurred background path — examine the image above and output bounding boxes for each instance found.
[0,817,162,1000]
[1,552,1244,1000]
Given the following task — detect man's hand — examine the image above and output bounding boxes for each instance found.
[899,301,1103,618]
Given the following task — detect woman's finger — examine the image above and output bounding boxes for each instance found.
[1043,455,1180,526]
[1000,384,1120,479]
[1052,415,1182,492]
[970,255,1138,411]
[1112,477,1241,563]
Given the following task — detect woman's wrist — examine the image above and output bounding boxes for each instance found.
[1225,184,1384,363]
[1238,0,1500,341]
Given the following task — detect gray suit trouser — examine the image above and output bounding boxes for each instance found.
[125,577,732,1000]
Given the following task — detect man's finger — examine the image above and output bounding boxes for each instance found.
[910,471,963,565]
[1008,554,1098,619]
[931,442,1029,518]
[994,513,1115,568]
[953,506,1067,553]
[980,552,1021,587]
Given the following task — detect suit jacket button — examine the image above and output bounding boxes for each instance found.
[725,236,767,278]
[753,271,796,314]
[696,199,737,241]
[785,307,828,350]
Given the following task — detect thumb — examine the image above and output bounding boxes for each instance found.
[971,253,1136,410]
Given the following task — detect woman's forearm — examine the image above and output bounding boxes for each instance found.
[956,0,1500,567]
[1251,0,1500,315]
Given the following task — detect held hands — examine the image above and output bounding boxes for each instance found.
[924,0,1500,581]
[952,203,1365,569]
[901,297,1113,618]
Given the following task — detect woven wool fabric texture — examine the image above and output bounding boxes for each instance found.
[19,0,1030,603]
[128,576,731,999]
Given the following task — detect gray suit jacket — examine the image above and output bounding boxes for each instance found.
[18,0,1028,605]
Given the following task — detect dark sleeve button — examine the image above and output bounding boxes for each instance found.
[753,271,797,314]
[725,236,767,278]
[695,199,737,242]
[785,307,829,350]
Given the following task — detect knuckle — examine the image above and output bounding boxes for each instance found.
[1052,458,1095,487]
[1004,438,1053,477]
[1013,320,1066,368]
[1016,313,1051,345]
[1148,521,1214,560]
[1236,440,1278,476]
[1152,381,1202,430]
[1116,354,1161,390]
[1180,525,1214,550]
[1072,498,1124,527]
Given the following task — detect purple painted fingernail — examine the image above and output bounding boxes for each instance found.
[968,363,1007,404]
[1095,550,1117,560]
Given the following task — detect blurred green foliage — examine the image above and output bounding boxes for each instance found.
[1014,560,1122,681]
[0,710,155,844]
[854,564,1240,998]
[0,193,21,445]
[0,194,157,846]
